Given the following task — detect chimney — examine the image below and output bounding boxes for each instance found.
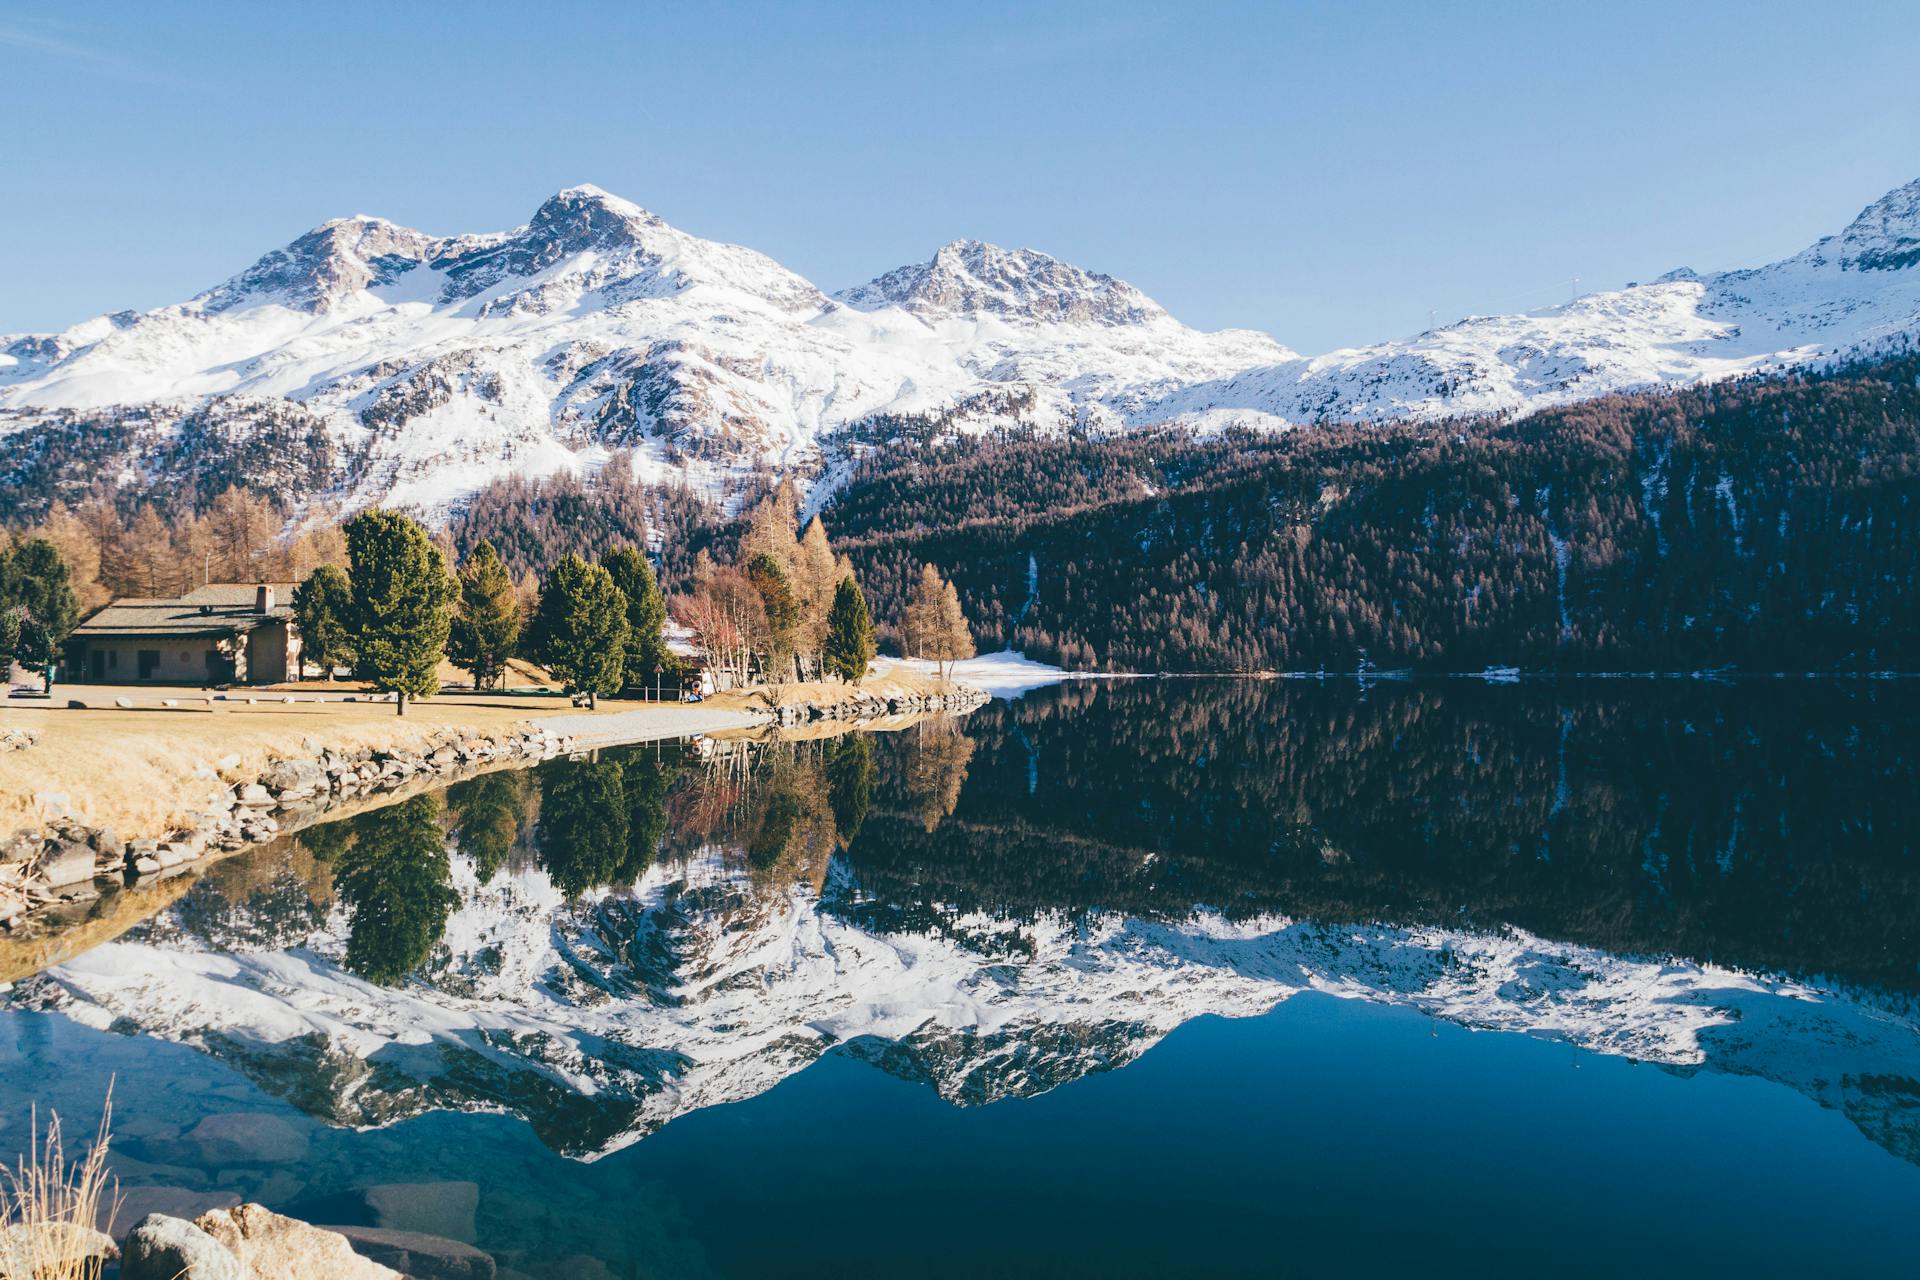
[256,585,274,614]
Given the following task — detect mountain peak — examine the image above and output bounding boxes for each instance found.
[198,215,439,314]
[837,239,1170,327]
[522,185,662,253]
[1830,176,1920,271]
[535,184,657,224]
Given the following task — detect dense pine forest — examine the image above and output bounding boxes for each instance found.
[8,352,1919,674]
[829,350,1920,672]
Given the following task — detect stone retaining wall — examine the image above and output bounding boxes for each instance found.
[770,686,989,726]
[0,725,575,932]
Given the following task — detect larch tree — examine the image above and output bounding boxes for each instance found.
[745,552,801,683]
[103,505,190,598]
[600,545,670,691]
[905,564,975,680]
[204,486,284,582]
[533,554,629,708]
[793,515,842,676]
[344,510,455,716]
[285,507,348,583]
[740,482,803,573]
[292,564,355,679]
[823,574,876,684]
[449,540,522,691]
[28,503,109,614]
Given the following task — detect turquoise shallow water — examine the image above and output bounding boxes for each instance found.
[3,680,1917,1277]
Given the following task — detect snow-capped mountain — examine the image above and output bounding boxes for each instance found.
[1154,176,1920,427]
[3,178,1918,517]
[14,846,1920,1165]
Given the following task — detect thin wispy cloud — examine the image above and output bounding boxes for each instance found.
[0,19,210,92]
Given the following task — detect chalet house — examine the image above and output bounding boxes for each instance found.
[65,583,302,686]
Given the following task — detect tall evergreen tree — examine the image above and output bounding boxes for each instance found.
[292,563,355,679]
[449,540,522,691]
[0,537,78,686]
[823,574,876,683]
[344,511,455,715]
[600,545,670,691]
[0,607,23,678]
[533,554,630,707]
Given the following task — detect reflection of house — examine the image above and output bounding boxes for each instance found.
[65,584,301,686]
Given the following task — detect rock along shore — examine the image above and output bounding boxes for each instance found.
[0,677,982,941]
[0,724,575,935]
[766,684,990,727]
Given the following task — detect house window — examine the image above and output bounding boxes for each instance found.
[108,651,118,668]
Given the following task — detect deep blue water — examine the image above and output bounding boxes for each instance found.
[3,680,1917,1276]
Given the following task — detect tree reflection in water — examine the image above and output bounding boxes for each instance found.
[222,678,1920,996]
[331,794,457,986]
[825,734,874,843]
[536,750,683,899]
[451,771,524,885]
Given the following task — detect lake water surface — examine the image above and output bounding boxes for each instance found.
[3,680,1918,1277]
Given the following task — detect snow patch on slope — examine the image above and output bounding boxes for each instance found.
[3,178,1919,515]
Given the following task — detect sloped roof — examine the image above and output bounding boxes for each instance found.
[71,583,298,639]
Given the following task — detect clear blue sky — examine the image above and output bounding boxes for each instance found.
[3,0,1917,352]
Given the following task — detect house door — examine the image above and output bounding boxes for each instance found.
[89,650,105,681]
[137,650,160,680]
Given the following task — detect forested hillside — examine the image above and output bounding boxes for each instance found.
[829,349,1920,672]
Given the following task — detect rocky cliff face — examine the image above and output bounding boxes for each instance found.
[835,239,1172,327]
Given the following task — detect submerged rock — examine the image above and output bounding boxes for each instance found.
[186,1112,310,1166]
[327,1225,497,1279]
[363,1180,480,1243]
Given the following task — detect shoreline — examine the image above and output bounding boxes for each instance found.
[0,664,994,948]
[0,691,772,943]
[0,691,767,844]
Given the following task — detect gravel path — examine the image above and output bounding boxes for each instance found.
[530,703,766,747]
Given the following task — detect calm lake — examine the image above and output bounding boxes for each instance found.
[3,679,1918,1277]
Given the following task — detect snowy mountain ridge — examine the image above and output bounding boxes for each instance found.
[3,177,1918,516]
[17,848,1920,1164]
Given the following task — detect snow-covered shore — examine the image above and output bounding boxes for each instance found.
[886,649,1103,697]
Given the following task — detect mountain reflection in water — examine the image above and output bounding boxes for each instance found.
[3,681,1919,1274]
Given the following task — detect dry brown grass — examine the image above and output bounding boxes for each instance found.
[0,1090,120,1279]
[0,695,542,840]
[0,683,767,844]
